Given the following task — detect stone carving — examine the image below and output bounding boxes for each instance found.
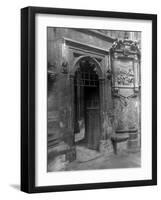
[48,61,58,80]
[61,57,68,74]
[110,39,140,57]
[114,94,130,107]
[112,58,135,88]
[111,38,140,135]
[113,98,138,131]
[112,88,137,107]
[106,69,112,80]
[115,68,134,86]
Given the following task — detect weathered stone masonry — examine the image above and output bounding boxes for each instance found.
[47,28,141,167]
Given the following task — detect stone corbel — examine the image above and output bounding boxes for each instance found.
[134,87,140,95]
[112,87,119,96]
[61,57,68,74]
[48,61,58,80]
[106,69,112,80]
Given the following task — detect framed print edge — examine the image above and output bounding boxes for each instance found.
[21,6,157,193]
[21,7,30,192]
[152,14,157,186]
[21,7,36,193]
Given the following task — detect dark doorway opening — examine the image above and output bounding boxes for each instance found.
[74,59,101,150]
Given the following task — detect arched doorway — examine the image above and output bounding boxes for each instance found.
[73,57,102,150]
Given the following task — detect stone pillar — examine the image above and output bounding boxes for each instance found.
[127,57,140,152]
[69,74,75,144]
[64,74,76,162]
[99,78,105,139]
[99,78,114,155]
[133,56,139,90]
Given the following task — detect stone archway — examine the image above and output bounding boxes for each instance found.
[71,55,103,78]
[69,56,105,151]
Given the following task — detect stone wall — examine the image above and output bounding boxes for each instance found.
[47,28,141,169]
[47,27,114,168]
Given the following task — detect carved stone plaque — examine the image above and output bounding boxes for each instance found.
[113,59,134,88]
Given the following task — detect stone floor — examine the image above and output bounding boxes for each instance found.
[48,145,141,172]
[65,147,141,171]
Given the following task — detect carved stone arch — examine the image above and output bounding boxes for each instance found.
[69,55,106,148]
[70,55,104,79]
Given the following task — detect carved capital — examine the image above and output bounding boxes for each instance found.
[99,77,105,82]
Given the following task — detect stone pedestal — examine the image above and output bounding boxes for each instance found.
[111,132,129,154]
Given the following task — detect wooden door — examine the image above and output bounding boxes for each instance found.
[86,107,100,150]
[85,88,100,150]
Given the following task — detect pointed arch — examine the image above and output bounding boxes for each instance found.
[70,55,103,78]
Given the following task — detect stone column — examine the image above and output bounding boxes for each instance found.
[65,74,76,162]
[127,57,140,151]
[133,56,139,90]
[69,74,75,143]
[99,78,105,139]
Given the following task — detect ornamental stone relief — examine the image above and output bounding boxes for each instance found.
[112,59,135,88]
[113,98,138,131]
[110,38,140,133]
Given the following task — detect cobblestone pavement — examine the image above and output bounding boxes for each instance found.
[65,147,141,171]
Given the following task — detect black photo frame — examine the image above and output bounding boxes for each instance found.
[21,6,157,193]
